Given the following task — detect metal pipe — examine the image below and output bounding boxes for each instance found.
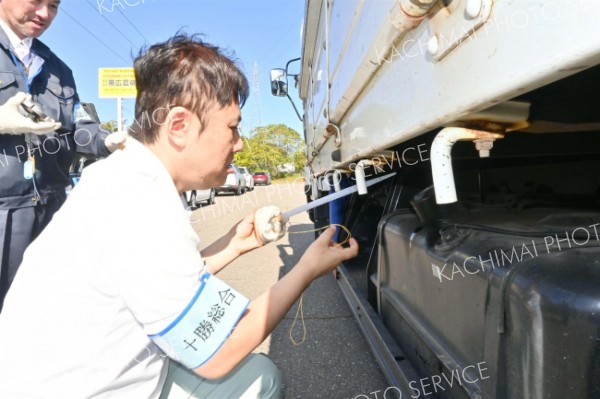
[399,0,437,18]
[431,127,504,204]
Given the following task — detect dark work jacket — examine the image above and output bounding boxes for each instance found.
[0,28,110,209]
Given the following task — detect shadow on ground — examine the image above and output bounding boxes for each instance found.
[268,223,389,399]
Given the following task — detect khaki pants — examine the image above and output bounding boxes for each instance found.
[160,354,282,399]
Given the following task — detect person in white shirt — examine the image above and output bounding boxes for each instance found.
[0,34,359,398]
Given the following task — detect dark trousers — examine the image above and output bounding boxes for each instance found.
[0,194,65,312]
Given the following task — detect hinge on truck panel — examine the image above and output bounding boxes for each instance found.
[427,0,493,61]
[307,123,341,165]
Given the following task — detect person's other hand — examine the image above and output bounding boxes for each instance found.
[0,92,61,135]
[104,129,129,152]
[297,226,359,280]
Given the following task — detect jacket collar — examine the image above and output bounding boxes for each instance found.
[31,37,50,59]
[0,24,51,59]
[0,20,31,50]
[0,23,11,52]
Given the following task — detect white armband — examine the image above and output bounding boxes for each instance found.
[149,272,249,369]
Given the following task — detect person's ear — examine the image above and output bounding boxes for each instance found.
[164,106,192,149]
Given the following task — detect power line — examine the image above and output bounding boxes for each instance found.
[116,6,149,44]
[85,0,139,49]
[60,7,129,64]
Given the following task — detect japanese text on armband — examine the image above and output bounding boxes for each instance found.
[149,272,249,369]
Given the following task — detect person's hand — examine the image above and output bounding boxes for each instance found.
[229,206,287,254]
[0,92,61,135]
[297,226,359,280]
[200,209,279,274]
[104,129,129,152]
[227,211,263,256]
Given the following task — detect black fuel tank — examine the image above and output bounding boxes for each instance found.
[377,208,600,399]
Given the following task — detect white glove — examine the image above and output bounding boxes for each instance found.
[104,129,129,152]
[0,92,61,135]
[254,206,287,245]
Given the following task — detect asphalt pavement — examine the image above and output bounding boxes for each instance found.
[190,182,389,399]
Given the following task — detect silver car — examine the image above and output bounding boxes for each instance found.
[184,188,216,208]
[216,164,246,195]
[238,166,254,191]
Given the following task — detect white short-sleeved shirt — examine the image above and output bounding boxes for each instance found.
[0,139,205,399]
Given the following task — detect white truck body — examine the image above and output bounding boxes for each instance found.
[273,1,600,398]
[301,0,600,174]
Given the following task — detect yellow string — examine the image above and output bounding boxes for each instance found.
[287,223,352,346]
[289,295,305,346]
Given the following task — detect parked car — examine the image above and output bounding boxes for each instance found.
[66,154,99,196]
[238,166,254,191]
[184,188,215,208]
[217,164,246,195]
[252,171,271,186]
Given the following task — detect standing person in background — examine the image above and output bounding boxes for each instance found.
[0,0,125,310]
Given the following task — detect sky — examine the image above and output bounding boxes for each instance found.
[43,0,306,135]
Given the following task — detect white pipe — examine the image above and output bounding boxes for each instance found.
[310,176,318,201]
[325,171,342,192]
[431,128,504,204]
[318,175,330,192]
[333,170,342,192]
[355,160,375,195]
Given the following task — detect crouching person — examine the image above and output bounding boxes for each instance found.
[0,34,358,399]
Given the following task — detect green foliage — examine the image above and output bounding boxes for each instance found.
[234,124,306,177]
[100,121,118,133]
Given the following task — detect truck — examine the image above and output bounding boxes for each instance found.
[271,1,600,398]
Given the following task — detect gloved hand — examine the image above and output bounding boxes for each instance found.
[104,129,129,152]
[0,92,61,135]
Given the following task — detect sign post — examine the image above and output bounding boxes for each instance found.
[98,68,137,131]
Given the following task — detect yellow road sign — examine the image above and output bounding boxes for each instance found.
[98,68,137,98]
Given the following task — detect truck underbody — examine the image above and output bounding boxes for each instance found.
[276,0,600,397]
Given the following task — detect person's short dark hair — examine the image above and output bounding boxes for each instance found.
[129,34,249,144]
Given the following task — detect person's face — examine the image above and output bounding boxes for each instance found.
[0,0,59,39]
[183,102,243,191]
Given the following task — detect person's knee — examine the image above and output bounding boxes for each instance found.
[250,354,282,399]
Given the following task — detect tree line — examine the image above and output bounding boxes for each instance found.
[234,124,305,177]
